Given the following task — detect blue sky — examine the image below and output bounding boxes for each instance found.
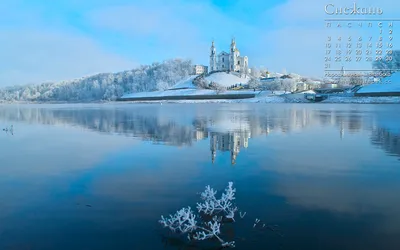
[0,0,399,86]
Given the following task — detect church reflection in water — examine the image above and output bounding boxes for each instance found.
[190,129,251,165]
[0,105,399,162]
[209,130,250,165]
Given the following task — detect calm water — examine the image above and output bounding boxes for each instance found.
[0,103,399,250]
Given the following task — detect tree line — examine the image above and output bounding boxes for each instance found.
[0,59,193,102]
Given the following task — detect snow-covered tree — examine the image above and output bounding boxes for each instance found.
[249,67,261,78]
[261,80,280,94]
[156,81,170,91]
[209,81,225,94]
[193,76,209,89]
[0,59,193,102]
[372,50,400,74]
[248,78,261,89]
[281,79,296,93]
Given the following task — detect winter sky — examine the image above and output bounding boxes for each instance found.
[1,0,399,86]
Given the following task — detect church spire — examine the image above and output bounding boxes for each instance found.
[210,40,217,72]
[210,40,216,54]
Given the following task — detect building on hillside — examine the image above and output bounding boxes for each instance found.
[192,65,208,75]
[209,39,249,75]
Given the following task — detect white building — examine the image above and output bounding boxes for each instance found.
[192,65,208,75]
[210,39,249,74]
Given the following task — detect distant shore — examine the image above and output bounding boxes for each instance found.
[1,95,400,105]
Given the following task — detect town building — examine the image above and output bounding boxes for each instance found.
[192,65,208,75]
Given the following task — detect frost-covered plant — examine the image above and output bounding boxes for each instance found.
[197,182,238,221]
[159,182,239,248]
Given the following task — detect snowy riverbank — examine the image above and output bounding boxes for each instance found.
[119,95,400,104]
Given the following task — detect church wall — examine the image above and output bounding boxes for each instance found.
[218,54,230,71]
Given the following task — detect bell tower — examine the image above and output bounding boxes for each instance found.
[210,40,217,72]
[229,38,236,71]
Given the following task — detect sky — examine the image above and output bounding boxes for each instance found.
[0,0,399,86]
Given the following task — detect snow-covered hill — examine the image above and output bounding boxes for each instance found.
[0,59,193,102]
[357,72,400,94]
[169,75,197,89]
[205,72,250,87]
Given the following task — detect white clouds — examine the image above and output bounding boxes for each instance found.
[86,0,257,66]
[0,28,137,86]
[1,0,398,86]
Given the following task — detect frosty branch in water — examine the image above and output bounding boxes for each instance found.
[196,182,238,221]
[159,182,239,248]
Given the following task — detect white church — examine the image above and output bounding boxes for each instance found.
[209,39,249,74]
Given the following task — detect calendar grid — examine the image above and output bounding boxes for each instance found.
[324,17,395,79]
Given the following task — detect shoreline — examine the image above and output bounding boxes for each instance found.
[1,96,400,105]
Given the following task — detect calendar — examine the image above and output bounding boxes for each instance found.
[324,12,397,82]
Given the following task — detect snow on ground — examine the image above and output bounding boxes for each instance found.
[357,72,400,93]
[205,72,250,87]
[121,89,255,98]
[169,75,197,89]
[127,95,286,104]
[281,91,316,100]
[120,95,400,104]
[120,85,400,104]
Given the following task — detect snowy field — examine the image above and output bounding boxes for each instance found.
[204,72,250,87]
[119,82,400,104]
[169,75,198,89]
[121,89,256,98]
[168,72,250,91]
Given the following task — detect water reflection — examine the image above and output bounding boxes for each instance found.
[0,104,399,162]
[1,104,400,250]
[209,131,250,165]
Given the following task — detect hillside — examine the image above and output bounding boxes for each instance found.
[169,75,197,89]
[0,59,192,102]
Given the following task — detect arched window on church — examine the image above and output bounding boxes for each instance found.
[238,61,240,65]
[222,58,224,62]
